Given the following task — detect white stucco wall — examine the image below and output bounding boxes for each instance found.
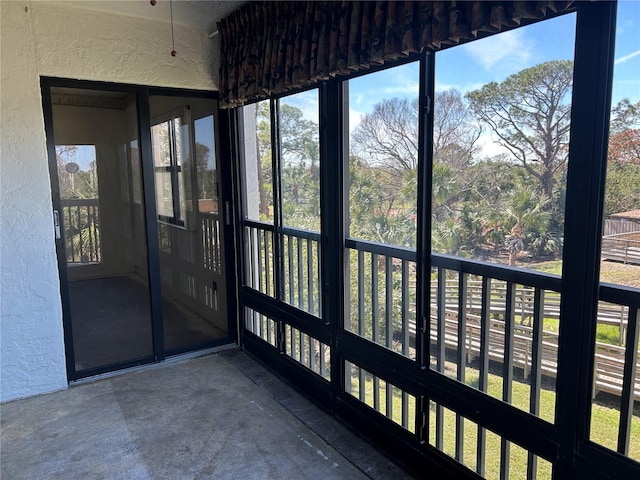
[0,1,219,402]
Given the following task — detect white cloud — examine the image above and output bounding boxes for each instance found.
[615,49,640,65]
[476,133,510,159]
[462,29,532,71]
[435,81,485,95]
[348,108,363,136]
[380,81,420,97]
[280,90,319,123]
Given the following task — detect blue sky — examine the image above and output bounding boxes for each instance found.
[64,3,640,168]
[349,4,639,117]
[56,145,96,171]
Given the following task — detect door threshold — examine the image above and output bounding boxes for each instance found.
[69,342,237,386]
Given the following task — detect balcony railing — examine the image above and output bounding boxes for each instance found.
[244,220,321,317]
[61,198,101,264]
[243,222,640,466]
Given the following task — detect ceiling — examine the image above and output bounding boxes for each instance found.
[57,0,247,35]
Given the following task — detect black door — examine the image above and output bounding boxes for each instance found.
[42,80,233,380]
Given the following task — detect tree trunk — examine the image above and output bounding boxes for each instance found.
[256,132,268,217]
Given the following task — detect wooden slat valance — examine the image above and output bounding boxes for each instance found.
[217,1,574,108]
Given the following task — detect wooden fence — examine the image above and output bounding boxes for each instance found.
[601,232,640,265]
[427,281,640,401]
[603,218,640,237]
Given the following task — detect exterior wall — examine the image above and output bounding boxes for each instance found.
[0,1,219,402]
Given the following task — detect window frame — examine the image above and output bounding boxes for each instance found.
[231,3,640,478]
[151,106,191,228]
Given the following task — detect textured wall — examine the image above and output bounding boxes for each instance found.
[0,1,219,403]
[31,2,218,89]
[0,1,67,403]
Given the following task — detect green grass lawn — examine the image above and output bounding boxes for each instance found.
[524,259,637,346]
[350,369,639,479]
[526,259,640,289]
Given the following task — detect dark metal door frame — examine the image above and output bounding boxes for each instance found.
[41,77,236,382]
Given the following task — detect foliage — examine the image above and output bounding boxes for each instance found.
[248,64,639,265]
[256,101,273,219]
[433,89,482,169]
[466,60,573,207]
[610,99,640,135]
[56,145,99,200]
[348,155,417,248]
[194,142,216,201]
[608,129,640,165]
[255,100,320,229]
[608,99,640,170]
[351,97,419,174]
[604,162,640,216]
[604,101,640,216]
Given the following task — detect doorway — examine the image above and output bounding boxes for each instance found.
[42,80,232,380]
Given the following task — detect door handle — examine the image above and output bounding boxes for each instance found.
[53,209,61,240]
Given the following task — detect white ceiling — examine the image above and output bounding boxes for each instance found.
[55,0,246,35]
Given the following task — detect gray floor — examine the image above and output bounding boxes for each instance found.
[69,276,227,371]
[1,350,413,480]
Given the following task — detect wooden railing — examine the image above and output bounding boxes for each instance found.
[244,220,321,317]
[602,232,640,265]
[242,223,640,407]
[61,198,100,264]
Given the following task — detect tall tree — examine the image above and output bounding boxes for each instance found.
[608,99,640,166]
[610,98,640,135]
[433,89,482,169]
[604,99,640,215]
[351,97,419,175]
[351,91,480,249]
[278,103,320,226]
[352,90,480,173]
[466,60,573,204]
[255,101,273,218]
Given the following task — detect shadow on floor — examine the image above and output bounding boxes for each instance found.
[1,350,414,480]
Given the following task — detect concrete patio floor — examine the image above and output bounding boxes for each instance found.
[1,349,413,479]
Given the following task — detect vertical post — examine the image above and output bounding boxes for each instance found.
[476,276,491,477]
[415,49,435,446]
[555,3,616,477]
[372,253,379,344]
[416,51,435,369]
[402,260,410,355]
[307,239,313,314]
[358,250,365,337]
[527,288,544,479]
[138,88,165,362]
[456,273,468,463]
[437,267,446,372]
[320,79,346,410]
[617,308,639,455]
[386,256,393,349]
[501,281,515,480]
[271,98,285,353]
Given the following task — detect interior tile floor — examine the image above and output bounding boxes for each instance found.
[1,350,414,480]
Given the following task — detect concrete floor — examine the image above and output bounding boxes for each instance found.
[1,349,413,480]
